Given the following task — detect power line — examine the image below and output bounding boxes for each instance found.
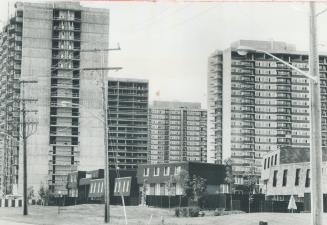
[159,4,220,33]
[119,4,219,42]
[118,4,192,39]
[128,4,191,34]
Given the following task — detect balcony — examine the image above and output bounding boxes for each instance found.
[50,132,78,137]
[51,93,79,99]
[53,25,81,32]
[53,16,81,22]
[51,84,80,89]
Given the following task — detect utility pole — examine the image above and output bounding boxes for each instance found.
[81,46,121,223]
[101,49,110,224]
[20,80,38,216]
[309,2,323,225]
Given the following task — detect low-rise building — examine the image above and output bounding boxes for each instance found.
[137,162,227,197]
[66,169,139,205]
[260,147,319,204]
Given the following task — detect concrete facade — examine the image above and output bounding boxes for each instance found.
[148,101,207,164]
[207,40,327,182]
[0,2,109,196]
[107,78,149,170]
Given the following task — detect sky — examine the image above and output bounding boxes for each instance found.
[1,1,327,108]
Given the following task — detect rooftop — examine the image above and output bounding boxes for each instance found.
[231,40,297,52]
[151,100,202,110]
[108,77,149,84]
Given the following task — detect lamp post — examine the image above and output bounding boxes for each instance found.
[236,3,322,223]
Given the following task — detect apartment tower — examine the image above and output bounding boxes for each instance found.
[207,40,327,182]
[0,2,109,195]
[107,78,149,170]
[148,101,207,164]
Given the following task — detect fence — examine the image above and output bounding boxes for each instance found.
[145,194,304,213]
[0,199,22,207]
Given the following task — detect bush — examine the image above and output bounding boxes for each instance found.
[175,208,180,217]
[175,207,200,217]
[214,208,225,216]
[189,207,200,217]
[182,207,189,217]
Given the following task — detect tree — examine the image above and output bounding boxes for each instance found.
[27,186,34,200]
[140,178,148,206]
[165,175,175,210]
[224,158,235,211]
[184,175,207,207]
[174,169,189,208]
[243,165,258,213]
[38,183,50,206]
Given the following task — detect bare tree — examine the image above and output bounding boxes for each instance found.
[243,165,258,213]
[224,158,235,211]
[174,169,189,208]
[38,183,50,206]
[165,175,175,210]
[184,175,207,207]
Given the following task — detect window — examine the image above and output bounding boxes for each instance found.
[267,158,270,168]
[125,180,130,193]
[282,170,288,186]
[164,167,170,176]
[175,166,181,175]
[295,169,300,186]
[154,167,160,176]
[305,169,310,187]
[155,183,160,195]
[271,156,274,166]
[273,170,278,187]
[143,168,149,177]
[264,159,267,169]
[275,154,278,165]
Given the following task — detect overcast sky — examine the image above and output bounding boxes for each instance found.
[1,1,327,108]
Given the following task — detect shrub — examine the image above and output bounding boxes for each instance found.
[175,208,180,217]
[175,207,200,217]
[214,208,225,216]
[182,207,188,217]
[198,211,205,217]
[189,207,200,217]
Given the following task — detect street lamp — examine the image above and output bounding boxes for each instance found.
[236,3,322,223]
[236,46,318,83]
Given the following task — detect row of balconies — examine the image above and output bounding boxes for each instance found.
[52,53,80,61]
[53,15,81,22]
[108,85,148,90]
[52,33,81,41]
[51,92,79,99]
[50,84,79,90]
[50,132,78,137]
[53,25,81,32]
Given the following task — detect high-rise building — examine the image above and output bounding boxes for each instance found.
[0,2,109,195]
[208,40,327,182]
[148,101,207,164]
[107,78,149,170]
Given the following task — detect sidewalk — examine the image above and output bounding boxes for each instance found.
[0,220,33,225]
